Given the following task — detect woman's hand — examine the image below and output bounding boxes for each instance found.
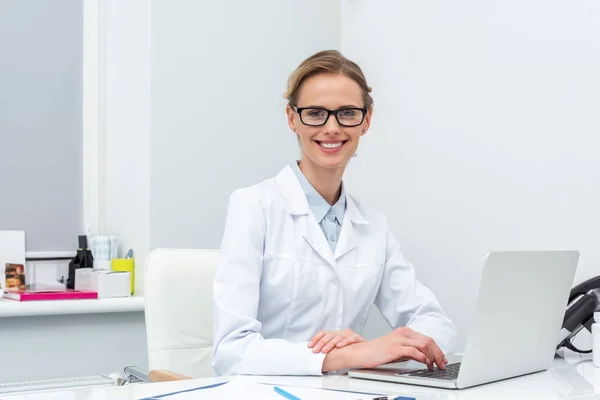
[322,327,448,373]
[308,328,365,354]
[353,327,447,371]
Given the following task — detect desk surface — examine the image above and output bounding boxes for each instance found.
[2,351,600,400]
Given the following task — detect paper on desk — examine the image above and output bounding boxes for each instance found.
[267,385,385,400]
[148,377,387,399]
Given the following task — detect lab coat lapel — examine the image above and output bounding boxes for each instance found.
[296,214,335,266]
[334,215,356,260]
[334,193,369,260]
[275,166,334,266]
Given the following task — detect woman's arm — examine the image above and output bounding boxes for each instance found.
[374,229,457,354]
[320,226,455,373]
[212,188,326,376]
[322,327,449,372]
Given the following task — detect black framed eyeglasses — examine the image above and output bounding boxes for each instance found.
[295,107,367,127]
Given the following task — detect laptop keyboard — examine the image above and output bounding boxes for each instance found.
[398,362,461,381]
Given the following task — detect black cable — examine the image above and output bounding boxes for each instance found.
[565,340,592,354]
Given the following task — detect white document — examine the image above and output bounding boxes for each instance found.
[156,378,387,400]
[0,231,26,294]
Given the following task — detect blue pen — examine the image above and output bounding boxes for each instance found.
[274,386,301,400]
[373,397,416,400]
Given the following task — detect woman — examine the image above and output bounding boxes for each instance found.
[212,50,456,376]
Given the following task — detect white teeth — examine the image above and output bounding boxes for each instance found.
[319,142,343,149]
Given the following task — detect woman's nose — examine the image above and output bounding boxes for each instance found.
[322,114,341,135]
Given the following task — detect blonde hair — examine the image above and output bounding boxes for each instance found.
[284,50,373,108]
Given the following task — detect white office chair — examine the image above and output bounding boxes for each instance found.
[142,248,219,381]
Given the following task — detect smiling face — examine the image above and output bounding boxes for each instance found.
[286,73,372,172]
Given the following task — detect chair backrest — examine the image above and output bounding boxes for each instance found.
[144,248,218,378]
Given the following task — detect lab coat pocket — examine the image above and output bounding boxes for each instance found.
[261,255,295,311]
[290,260,333,327]
[336,262,383,301]
[292,260,330,303]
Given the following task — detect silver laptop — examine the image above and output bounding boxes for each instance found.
[349,250,579,389]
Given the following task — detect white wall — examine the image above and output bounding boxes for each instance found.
[342,0,600,350]
[150,0,340,249]
[103,0,151,295]
[97,0,599,354]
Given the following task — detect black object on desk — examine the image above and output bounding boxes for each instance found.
[66,235,94,289]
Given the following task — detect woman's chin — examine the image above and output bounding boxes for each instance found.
[314,155,352,170]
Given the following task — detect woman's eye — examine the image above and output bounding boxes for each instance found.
[307,110,326,117]
[339,109,357,117]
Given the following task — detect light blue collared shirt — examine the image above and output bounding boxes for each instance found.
[290,161,346,251]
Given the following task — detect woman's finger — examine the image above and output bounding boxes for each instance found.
[336,334,363,348]
[312,333,335,353]
[402,347,432,369]
[404,331,446,370]
[321,336,345,353]
[354,333,366,343]
[308,331,326,348]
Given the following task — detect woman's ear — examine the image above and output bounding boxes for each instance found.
[361,107,373,136]
[286,105,297,133]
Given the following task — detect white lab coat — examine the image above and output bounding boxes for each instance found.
[212,165,456,376]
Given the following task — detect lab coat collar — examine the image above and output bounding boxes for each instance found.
[345,194,369,225]
[289,161,346,225]
[275,165,369,225]
[275,165,369,265]
[275,165,311,215]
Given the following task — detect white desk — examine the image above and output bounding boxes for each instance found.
[2,350,600,400]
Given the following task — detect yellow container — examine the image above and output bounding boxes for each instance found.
[111,258,134,295]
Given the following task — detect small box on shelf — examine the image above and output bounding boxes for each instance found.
[75,269,131,298]
[111,258,134,295]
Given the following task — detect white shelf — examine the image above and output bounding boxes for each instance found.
[25,251,76,259]
[0,296,144,317]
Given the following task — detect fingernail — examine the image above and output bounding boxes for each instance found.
[308,341,313,347]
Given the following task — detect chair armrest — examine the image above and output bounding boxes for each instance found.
[123,366,150,383]
[148,369,192,382]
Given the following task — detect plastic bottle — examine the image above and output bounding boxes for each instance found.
[594,312,600,368]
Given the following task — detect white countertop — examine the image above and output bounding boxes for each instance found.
[0,296,144,317]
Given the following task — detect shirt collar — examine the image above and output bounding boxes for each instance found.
[290,161,346,224]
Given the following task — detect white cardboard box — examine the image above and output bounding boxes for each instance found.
[75,268,131,298]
